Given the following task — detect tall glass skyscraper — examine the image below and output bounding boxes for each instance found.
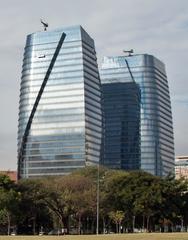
[18,26,102,178]
[100,54,174,176]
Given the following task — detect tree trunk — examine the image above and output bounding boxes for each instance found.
[142,215,145,232]
[91,218,95,234]
[102,217,106,234]
[78,214,81,235]
[116,222,118,233]
[33,217,36,235]
[146,215,150,232]
[62,216,69,234]
[119,222,121,233]
[132,215,135,233]
[181,217,184,232]
[7,212,10,236]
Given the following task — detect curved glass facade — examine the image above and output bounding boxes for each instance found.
[18,26,102,178]
[100,54,174,176]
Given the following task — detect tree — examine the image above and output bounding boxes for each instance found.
[67,175,96,234]
[159,176,188,231]
[0,167,185,235]
[40,174,96,233]
[17,179,51,235]
[109,210,124,233]
[0,175,20,235]
[73,166,108,233]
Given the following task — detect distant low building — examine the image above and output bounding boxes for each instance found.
[175,156,188,179]
[0,171,17,182]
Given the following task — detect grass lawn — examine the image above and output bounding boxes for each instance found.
[0,233,188,240]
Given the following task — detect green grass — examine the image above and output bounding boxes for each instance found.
[0,233,188,240]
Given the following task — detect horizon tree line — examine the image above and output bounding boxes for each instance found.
[0,167,187,235]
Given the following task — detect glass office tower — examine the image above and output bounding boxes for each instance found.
[18,26,102,178]
[101,81,140,170]
[100,54,174,176]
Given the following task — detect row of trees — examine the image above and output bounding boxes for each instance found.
[0,167,188,235]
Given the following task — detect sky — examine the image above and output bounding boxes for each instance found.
[0,0,187,170]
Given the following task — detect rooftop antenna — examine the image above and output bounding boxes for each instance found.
[122,49,135,82]
[40,19,48,31]
[123,49,134,56]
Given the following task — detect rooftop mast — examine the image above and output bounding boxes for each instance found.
[40,19,48,31]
